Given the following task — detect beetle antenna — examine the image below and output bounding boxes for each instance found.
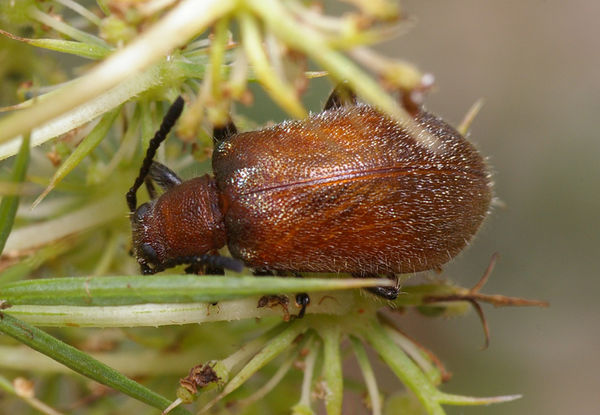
[127,96,185,213]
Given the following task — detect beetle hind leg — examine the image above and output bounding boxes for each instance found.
[352,272,399,300]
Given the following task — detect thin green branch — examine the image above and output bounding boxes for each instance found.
[34,106,121,206]
[53,0,103,26]
[436,392,522,406]
[0,275,392,306]
[382,323,444,385]
[0,0,236,146]
[4,292,355,327]
[321,323,343,415]
[0,29,110,59]
[202,318,308,412]
[362,319,445,415]
[238,10,306,118]
[28,7,109,47]
[3,193,124,252]
[236,333,311,408]
[0,133,30,255]
[0,312,190,415]
[210,17,230,101]
[292,337,319,415]
[0,345,211,377]
[350,336,382,415]
[0,64,163,160]
[0,374,65,415]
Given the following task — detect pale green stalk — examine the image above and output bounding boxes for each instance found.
[350,336,382,415]
[3,193,124,252]
[0,0,236,146]
[291,338,319,415]
[321,324,343,415]
[202,319,308,412]
[238,10,306,118]
[0,346,210,377]
[0,134,29,254]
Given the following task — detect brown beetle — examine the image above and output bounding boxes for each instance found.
[127,86,491,313]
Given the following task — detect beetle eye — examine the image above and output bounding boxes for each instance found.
[140,243,158,262]
[133,202,151,223]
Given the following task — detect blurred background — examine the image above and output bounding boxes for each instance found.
[2,0,599,414]
[380,1,599,413]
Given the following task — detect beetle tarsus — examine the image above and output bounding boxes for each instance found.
[352,272,399,300]
[295,293,310,318]
[365,285,399,300]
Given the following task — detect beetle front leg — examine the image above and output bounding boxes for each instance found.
[149,161,183,191]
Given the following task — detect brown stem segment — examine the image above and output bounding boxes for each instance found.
[423,253,549,349]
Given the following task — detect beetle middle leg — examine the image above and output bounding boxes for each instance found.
[352,272,399,300]
[212,119,238,146]
[324,82,358,110]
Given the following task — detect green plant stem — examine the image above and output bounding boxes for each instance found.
[0,312,190,415]
[210,16,229,101]
[0,275,391,306]
[3,292,354,328]
[53,0,102,26]
[0,134,29,254]
[0,64,163,160]
[238,10,306,118]
[0,0,236,146]
[382,322,443,385]
[0,345,208,376]
[247,0,402,119]
[0,29,110,59]
[28,7,109,47]
[321,324,343,415]
[204,318,308,411]
[362,319,445,415]
[3,193,124,252]
[35,106,121,205]
[0,373,64,415]
[350,336,382,415]
[236,334,309,408]
[292,337,318,415]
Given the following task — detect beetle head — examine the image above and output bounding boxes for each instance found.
[130,175,227,273]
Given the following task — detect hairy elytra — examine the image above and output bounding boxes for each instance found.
[128,89,492,301]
